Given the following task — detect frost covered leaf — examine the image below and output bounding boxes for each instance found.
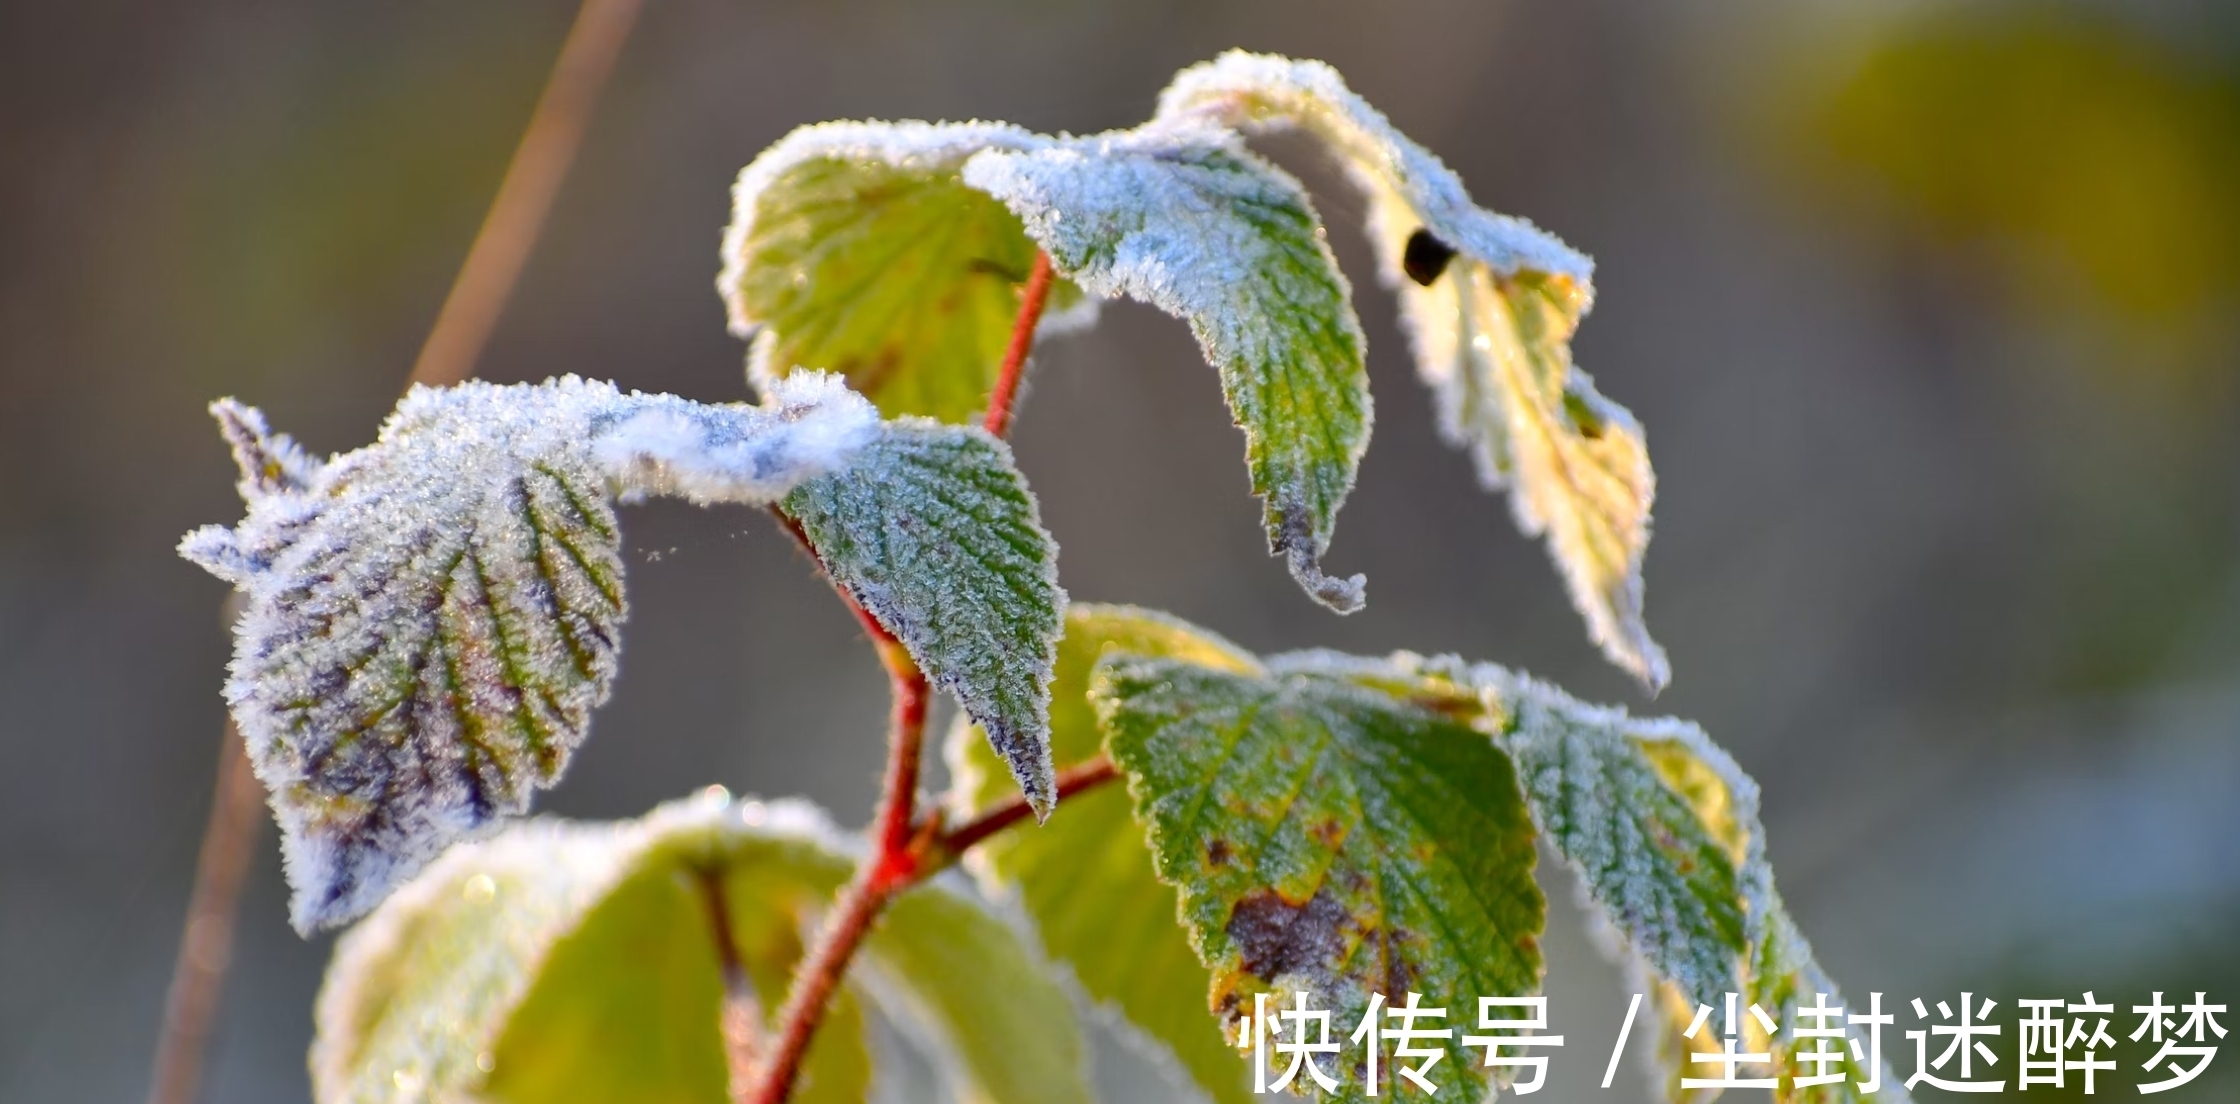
[964,126,1374,613]
[178,375,879,930]
[949,605,1261,1104]
[1094,656,1543,1101]
[720,122,1092,425]
[308,818,641,1104]
[1158,52,1668,688]
[1607,731,1910,1102]
[782,421,1064,814]
[1483,668,1748,1008]
[1750,903,1911,1104]
[313,793,1091,1104]
[1312,654,1907,1101]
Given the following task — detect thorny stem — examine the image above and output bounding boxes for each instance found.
[982,250,1056,439]
[148,4,647,1102]
[748,250,1065,1103]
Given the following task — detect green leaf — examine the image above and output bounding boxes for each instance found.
[720,122,1091,425]
[948,604,1262,1104]
[1308,653,1910,1102]
[1483,668,1748,1008]
[782,421,1065,814]
[1608,732,1910,1103]
[177,375,882,931]
[964,126,1375,613]
[870,874,1097,1104]
[312,793,1092,1104]
[309,819,644,1104]
[1750,904,1911,1104]
[1093,655,1544,1101]
[481,803,871,1104]
[1157,52,1668,689]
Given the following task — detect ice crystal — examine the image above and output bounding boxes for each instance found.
[593,374,879,506]
[965,122,1372,611]
[180,374,877,930]
[1159,52,1669,689]
[1476,666,1749,1008]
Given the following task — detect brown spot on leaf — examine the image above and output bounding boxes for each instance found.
[1362,926,1417,998]
[965,256,1030,283]
[830,347,905,397]
[1206,838,1235,867]
[1227,888,1352,982]
[1310,817,1347,850]
[1562,391,1606,439]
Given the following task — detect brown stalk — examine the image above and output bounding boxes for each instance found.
[147,3,646,1103]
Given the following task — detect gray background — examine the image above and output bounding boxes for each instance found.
[2,0,2236,1100]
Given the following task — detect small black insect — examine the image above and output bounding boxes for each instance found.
[1401,228,1457,287]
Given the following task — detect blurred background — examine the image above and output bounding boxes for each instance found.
[2,0,2236,1100]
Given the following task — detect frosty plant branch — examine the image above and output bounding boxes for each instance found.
[741,260,1062,1103]
[744,515,929,1104]
[179,51,1914,1104]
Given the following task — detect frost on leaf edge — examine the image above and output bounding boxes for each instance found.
[179,373,881,932]
[960,122,1374,614]
[1157,52,1671,692]
[717,119,1103,405]
[311,792,849,1103]
[1155,51,1592,288]
[782,418,1068,818]
[1454,659,1912,1101]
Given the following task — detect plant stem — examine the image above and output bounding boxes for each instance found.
[149,5,646,1102]
[747,245,1065,1104]
[749,508,932,1104]
[695,867,763,1101]
[740,675,926,1104]
[868,639,931,870]
[742,861,895,1104]
[937,755,1118,857]
[982,250,1056,439]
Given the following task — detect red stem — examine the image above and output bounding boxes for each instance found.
[741,861,898,1104]
[749,246,1065,1104]
[937,756,1118,857]
[739,671,925,1104]
[749,509,931,1104]
[983,250,1055,439]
